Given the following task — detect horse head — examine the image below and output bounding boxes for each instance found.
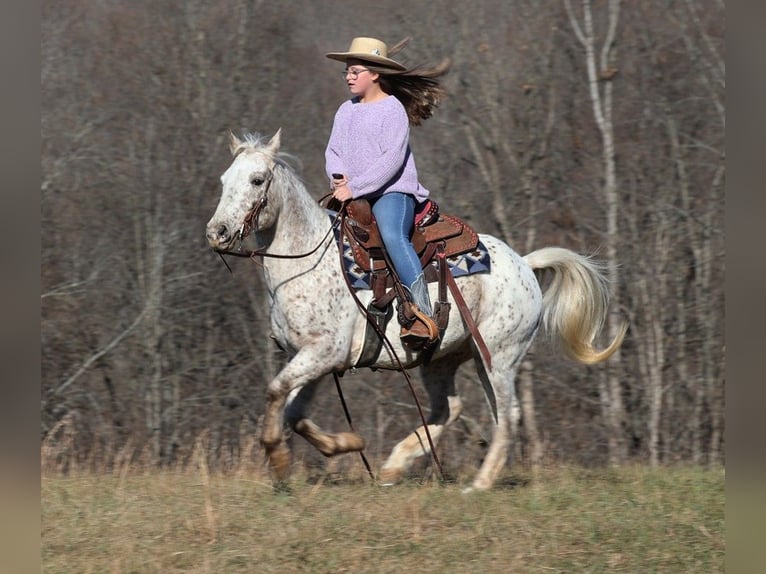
[206,129,282,251]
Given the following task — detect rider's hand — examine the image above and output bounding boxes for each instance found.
[331,174,351,202]
[332,184,353,202]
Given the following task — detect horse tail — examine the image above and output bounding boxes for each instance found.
[523,247,627,365]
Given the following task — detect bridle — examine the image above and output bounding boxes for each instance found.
[236,170,273,248]
[212,167,340,266]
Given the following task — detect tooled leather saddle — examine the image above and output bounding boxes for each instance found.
[342,198,478,281]
[337,198,492,369]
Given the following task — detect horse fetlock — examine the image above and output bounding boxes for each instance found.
[293,418,365,456]
[260,425,284,449]
[265,442,292,480]
[294,419,335,456]
[333,431,365,454]
[472,449,507,491]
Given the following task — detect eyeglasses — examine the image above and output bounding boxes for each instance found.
[342,68,370,79]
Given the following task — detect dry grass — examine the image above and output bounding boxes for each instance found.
[42,459,724,573]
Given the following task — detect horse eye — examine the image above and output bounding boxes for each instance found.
[251,177,264,186]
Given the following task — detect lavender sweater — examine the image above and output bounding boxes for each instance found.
[325,95,429,203]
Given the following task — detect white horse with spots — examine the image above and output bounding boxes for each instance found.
[206,130,626,491]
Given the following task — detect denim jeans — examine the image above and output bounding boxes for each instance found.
[370,192,422,288]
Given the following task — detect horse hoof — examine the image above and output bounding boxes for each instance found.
[468,479,492,492]
[378,467,403,486]
[267,444,292,480]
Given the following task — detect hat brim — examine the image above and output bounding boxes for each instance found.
[325,51,407,71]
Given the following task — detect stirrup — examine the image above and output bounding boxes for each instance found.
[400,304,440,351]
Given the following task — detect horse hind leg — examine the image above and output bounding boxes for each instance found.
[379,351,467,485]
[463,367,519,492]
[463,339,529,492]
[285,381,365,458]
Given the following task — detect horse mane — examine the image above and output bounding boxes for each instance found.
[230,131,322,224]
[231,132,303,174]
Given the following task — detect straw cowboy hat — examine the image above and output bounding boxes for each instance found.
[325,37,407,71]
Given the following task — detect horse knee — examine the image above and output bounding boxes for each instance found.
[261,420,285,451]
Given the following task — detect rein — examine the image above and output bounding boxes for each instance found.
[334,208,445,482]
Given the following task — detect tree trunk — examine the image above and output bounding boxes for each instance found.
[518,360,543,467]
[565,0,627,464]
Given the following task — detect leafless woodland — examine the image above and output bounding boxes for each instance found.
[41,0,725,474]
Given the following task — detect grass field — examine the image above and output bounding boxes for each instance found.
[42,463,724,573]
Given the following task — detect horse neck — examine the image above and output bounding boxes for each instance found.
[264,166,331,256]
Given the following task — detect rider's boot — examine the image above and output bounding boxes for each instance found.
[400,273,440,351]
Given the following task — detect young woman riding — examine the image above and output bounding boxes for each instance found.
[324,36,450,349]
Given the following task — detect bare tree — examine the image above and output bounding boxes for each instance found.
[564,0,627,465]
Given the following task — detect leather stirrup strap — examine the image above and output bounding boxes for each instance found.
[445,271,492,371]
[436,244,448,304]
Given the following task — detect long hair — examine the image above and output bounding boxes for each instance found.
[365,38,451,126]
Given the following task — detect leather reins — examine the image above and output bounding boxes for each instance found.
[334,207,445,482]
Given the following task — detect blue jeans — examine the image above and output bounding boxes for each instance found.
[371,192,422,287]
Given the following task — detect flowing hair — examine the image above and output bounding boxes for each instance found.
[364,38,451,126]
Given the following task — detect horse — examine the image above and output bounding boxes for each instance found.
[206,129,626,492]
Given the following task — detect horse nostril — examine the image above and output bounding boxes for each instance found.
[217,224,229,240]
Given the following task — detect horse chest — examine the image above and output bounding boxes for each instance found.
[264,250,352,338]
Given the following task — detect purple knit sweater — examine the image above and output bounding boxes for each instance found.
[325,95,430,203]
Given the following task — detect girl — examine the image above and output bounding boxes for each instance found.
[325,36,450,349]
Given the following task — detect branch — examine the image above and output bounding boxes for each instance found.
[599,0,621,73]
[41,278,93,299]
[42,262,101,299]
[683,0,725,85]
[563,0,586,46]
[50,304,152,397]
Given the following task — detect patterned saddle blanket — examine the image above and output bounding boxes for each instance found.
[329,210,491,290]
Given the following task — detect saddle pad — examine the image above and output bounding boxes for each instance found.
[329,212,491,290]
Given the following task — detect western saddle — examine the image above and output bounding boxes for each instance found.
[336,198,492,368]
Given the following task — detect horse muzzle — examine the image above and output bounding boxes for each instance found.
[206,221,235,250]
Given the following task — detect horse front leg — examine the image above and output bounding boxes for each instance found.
[285,380,365,457]
[262,387,292,481]
[261,349,333,481]
[261,345,366,481]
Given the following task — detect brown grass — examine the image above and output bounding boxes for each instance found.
[42,457,724,573]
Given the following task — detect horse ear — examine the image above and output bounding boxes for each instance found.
[229,131,243,156]
[267,128,282,153]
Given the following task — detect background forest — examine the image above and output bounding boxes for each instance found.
[41,0,725,475]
